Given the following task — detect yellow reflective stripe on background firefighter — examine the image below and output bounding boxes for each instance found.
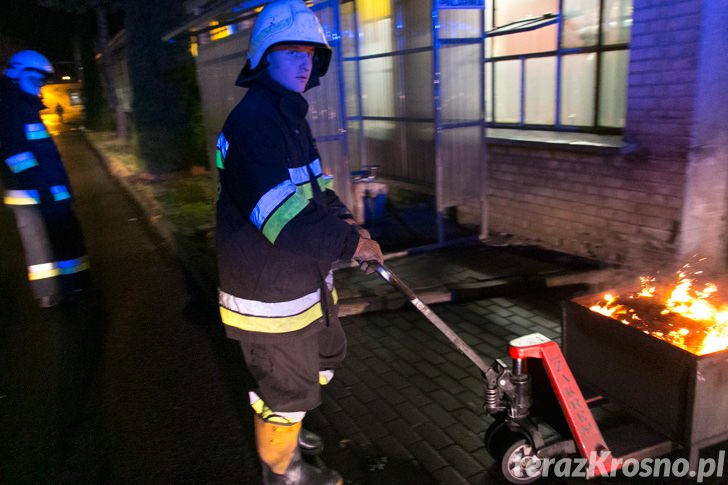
[27,262,60,280]
[57,256,90,275]
[250,180,309,243]
[4,189,40,205]
[24,123,50,140]
[27,256,89,281]
[5,151,39,173]
[219,272,337,333]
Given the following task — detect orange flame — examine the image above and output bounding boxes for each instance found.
[589,263,728,355]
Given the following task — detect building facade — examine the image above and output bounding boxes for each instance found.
[166,0,728,270]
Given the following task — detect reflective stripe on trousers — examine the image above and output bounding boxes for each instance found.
[9,205,89,299]
[249,370,334,423]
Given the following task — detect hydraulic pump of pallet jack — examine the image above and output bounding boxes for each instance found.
[483,358,532,421]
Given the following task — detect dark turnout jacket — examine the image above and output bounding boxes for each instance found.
[216,71,359,340]
[0,77,72,206]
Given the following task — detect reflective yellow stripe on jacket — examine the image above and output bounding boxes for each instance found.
[219,272,337,333]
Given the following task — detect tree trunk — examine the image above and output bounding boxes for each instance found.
[122,0,205,173]
[96,4,128,139]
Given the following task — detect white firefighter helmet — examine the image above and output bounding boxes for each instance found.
[4,50,54,96]
[236,0,331,88]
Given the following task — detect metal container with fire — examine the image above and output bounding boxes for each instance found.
[562,266,728,464]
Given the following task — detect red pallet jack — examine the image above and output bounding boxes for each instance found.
[373,262,676,484]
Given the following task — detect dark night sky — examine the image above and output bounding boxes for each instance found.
[0,0,125,65]
[0,0,79,61]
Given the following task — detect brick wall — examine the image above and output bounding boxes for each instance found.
[484,0,717,269]
[486,142,684,267]
[624,0,703,160]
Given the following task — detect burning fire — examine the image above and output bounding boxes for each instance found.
[589,262,728,355]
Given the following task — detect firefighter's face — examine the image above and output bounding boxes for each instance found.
[18,69,48,97]
[267,45,315,93]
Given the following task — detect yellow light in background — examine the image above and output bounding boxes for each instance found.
[189,37,199,57]
[62,75,71,80]
[209,20,232,41]
[357,0,391,22]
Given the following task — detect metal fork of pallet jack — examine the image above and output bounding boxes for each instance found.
[371,262,532,422]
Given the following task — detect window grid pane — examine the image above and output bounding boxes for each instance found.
[561,0,600,48]
[560,53,596,127]
[602,0,633,45]
[494,60,521,123]
[599,49,629,127]
[524,56,556,125]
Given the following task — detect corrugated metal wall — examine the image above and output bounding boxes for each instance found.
[194,32,247,168]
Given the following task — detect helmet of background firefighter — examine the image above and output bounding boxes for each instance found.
[4,50,54,97]
[235,0,331,89]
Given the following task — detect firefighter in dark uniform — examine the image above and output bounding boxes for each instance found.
[215,1,383,483]
[0,50,90,307]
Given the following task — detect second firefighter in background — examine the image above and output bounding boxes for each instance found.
[215,1,383,484]
[0,50,90,308]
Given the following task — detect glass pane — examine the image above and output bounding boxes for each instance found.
[344,60,359,117]
[490,0,557,56]
[356,0,393,56]
[599,50,629,127]
[405,122,435,184]
[602,0,633,45]
[560,53,596,126]
[485,62,492,122]
[494,60,521,123]
[340,1,357,58]
[524,56,555,125]
[401,51,433,119]
[439,9,481,39]
[347,120,362,169]
[440,127,481,206]
[562,0,599,48]
[363,119,399,177]
[399,0,432,49]
[360,57,394,117]
[493,0,558,27]
[491,25,557,57]
[441,44,481,122]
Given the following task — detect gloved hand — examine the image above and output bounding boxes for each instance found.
[353,236,383,273]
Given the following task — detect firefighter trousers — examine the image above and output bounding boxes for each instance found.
[10,202,90,301]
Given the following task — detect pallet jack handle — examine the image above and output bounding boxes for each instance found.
[370,261,492,375]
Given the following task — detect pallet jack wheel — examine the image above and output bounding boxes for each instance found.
[485,420,543,484]
[500,438,543,484]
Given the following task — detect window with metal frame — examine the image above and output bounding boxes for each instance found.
[485,0,632,133]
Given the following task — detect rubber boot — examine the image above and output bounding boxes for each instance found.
[299,428,323,455]
[255,416,342,485]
